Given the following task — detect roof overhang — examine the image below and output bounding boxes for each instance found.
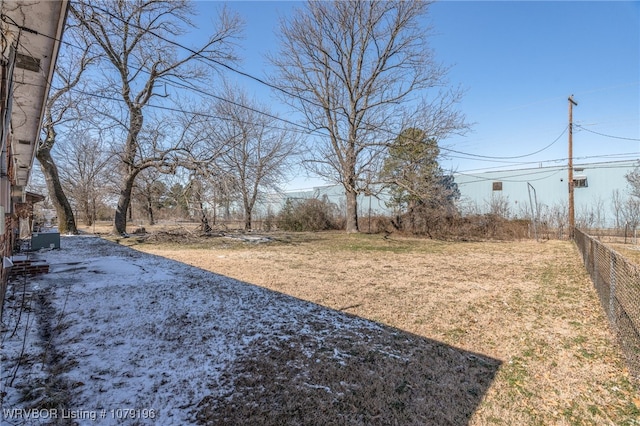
[2,0,68,198]
[25,190,45,203]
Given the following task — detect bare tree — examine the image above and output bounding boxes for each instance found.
[592,196,607,231]
[164,179,190,219]
[133,168,168,226]
[621,166,640,236]
[212,85,298,231]
[169,102,241,229]
[37,22,97,234]
[208,175,238,226]
[271,0,466,232]
[184,177,213,232]
[622,197,640,234]
[576,205,596,231]
[70,0,242,234]
[37,128,78,234]
[486,193,511,219]
[612,189,624,231]
[625,164,640,198]
[57,133,112,226]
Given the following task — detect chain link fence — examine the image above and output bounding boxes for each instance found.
[574,228,640,382]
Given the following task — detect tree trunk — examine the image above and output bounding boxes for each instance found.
[199,200,211,233]
[148,203,155,225]
[212,195,217,226]
[244,205,252,231]
[91,197,97,227]
[345,186,359,233]
[36,147,78,234]
[81,198,93,226]
[408,200,417,233]
[146,198,155,225]
[113,173,137,234]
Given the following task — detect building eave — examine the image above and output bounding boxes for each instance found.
[2,0,68,198]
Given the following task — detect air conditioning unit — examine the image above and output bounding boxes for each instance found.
[31,232,60,250]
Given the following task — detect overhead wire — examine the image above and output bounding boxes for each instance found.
[158,77,310,132]
[70,0,576,163]
[6,3,640,206]
[441,126,568,160]
[68,84,324,140]
[575,124,640,141]
[0,13,55,141]
[66,1,323,110]
[76,80,630,175]
[57,3,571,163]
[6,4,639,169]
[454,158,640,186]
[454,151,640,174]
[456,168,566,184]
[3,8,315,137]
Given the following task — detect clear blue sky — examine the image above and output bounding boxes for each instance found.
[192,1,640,190]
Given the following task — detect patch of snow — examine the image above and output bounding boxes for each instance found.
[1,235,385,425]
[302,382,332,393]
[224,234,273,244]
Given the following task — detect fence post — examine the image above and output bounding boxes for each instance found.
[590,236,596,281]
[609,253,617,327]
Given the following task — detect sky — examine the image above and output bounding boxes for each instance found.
[189,1,640,190]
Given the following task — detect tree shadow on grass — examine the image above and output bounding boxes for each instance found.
[193,288,501,426]
[112,237,502,425]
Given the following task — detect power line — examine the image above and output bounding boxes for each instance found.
[454,152,640,174]
[68,80,582,166]
[454,157,640,186]
[439,126,567,160]
[57,3,613,166]
[284,157,640,191]
[74,80,639,172]
[455,168,566,184]
[5,4,328,134]
[35,3,333,140]
[67,1,321,109]
[68,87,312,136]
[159,78,310,132]
[1,13,57,90]
[575,124,640,141]
[14,3,636,171]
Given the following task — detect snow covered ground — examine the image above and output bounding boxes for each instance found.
[1,235,499,425]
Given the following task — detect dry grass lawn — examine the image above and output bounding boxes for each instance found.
[91,223,639,425]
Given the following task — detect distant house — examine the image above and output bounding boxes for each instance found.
[453,159,638,228]
[1,1,68,307]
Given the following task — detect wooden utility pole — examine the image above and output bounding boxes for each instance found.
[568,95,578,239]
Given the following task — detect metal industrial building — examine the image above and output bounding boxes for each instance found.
[454,160,638,227]
[264,160,638,230]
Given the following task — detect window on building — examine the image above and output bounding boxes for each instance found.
[492,181,503,191]
[573,176,588,188]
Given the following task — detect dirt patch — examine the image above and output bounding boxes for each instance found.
[131,231,638,424]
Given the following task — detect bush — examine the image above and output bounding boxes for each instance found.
[360,215,395,234]
[388,208,532,240]
[277,198,342,231]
